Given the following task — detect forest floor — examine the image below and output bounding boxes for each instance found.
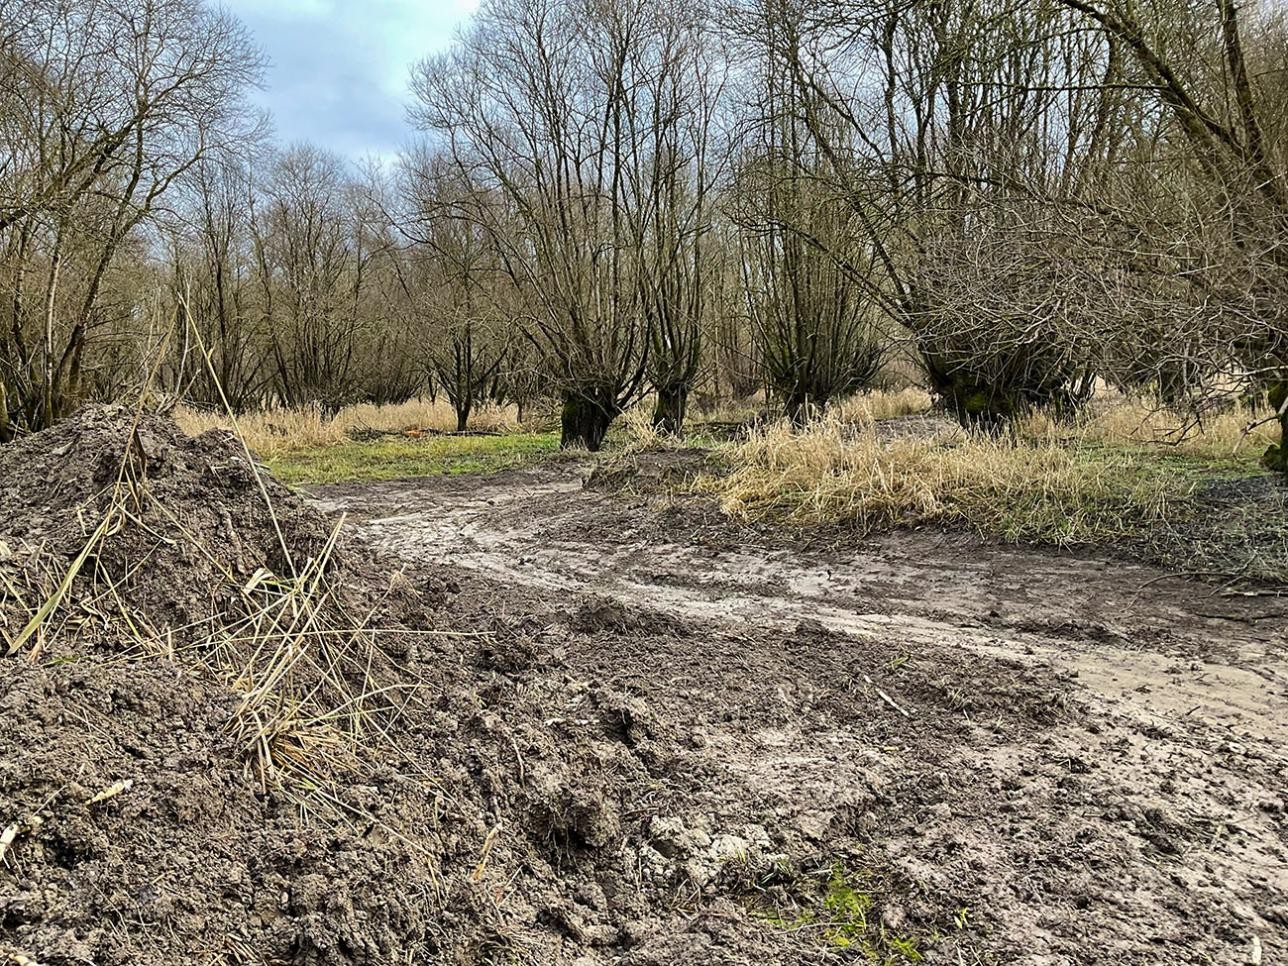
[309,451,1288,964]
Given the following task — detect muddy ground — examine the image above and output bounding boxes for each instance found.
[2,412,1285,966]
[308,454,1288,965]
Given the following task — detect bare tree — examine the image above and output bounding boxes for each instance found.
[732,0,1133,427]
[1056,0,1288,468]
[0,0,263,437]
[411,0,724,449]
[399,153,514,432]
[160,147,274,411]
[735,153,883,424]
[628,1,727,434]
[251,145,395,415]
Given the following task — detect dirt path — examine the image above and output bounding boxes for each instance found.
[310,462,1288,964]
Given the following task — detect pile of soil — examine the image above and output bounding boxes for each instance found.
[0,407,465,963]
[315,459,1288,964]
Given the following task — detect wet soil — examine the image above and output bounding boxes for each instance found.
[3,411,1285,966]
[310,455,1288,965]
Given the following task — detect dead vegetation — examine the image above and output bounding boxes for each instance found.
[703,416,1179,543]
[173,398,533,458]
[697,394,1281,558]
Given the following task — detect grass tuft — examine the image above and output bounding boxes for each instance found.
[761,862,926,961]
[829,388,934,424]
[700,411,1264,547]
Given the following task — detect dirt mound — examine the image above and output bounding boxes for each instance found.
[0,405,447,644]
[0,407,464,962]
[9,408,1281,964]
[0,407,890,965]
[571,595,691,638]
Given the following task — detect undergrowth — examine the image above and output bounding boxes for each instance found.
[700,415,1266,548]
[1042,398,1277,461]
[176,398,541,458]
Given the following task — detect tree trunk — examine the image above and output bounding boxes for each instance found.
[41,246,62,430]
[0,381,11,444]
[924,356,1013,433]
[561,391,614,451]
[784,389,827,428]
[652,384,688,436]
[1262,380,1288,473]
[455,400,471,433]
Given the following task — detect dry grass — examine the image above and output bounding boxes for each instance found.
[701,414,1214,546]
[619,403,682,452]
[1068,397,1278,459]
[830,388,933,424]
[210,526,405,804]
[181,388,936,464]
[175,398,529,458]
[689,388,933,430]
[615,388,933,453]
[688,392,768,426]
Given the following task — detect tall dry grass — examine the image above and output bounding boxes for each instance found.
[617,388,934,452]
[702,414,1198,545]
[829,388,934,424]
[1069,397,1277,459]
[690,388,933,428]
[175,398,528,457]
[618,403,670,452]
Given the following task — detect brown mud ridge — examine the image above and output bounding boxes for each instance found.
[0,412,1282,965]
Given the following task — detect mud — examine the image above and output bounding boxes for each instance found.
[1,413,1285,965]
[312,456,1288,964]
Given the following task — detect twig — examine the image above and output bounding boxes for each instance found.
[863,673,911,718]
[472,822,504,882]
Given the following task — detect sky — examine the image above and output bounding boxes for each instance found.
[221,0,479,161]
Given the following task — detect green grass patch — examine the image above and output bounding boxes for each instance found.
[266,432,562,485]
[760,863,928,961]
[973,442,1263,546]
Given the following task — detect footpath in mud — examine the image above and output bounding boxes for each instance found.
[311,457,1288,965]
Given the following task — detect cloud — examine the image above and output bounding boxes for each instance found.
[220,0,478,159]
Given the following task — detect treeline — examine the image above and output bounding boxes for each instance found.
[2,0,1287,462]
